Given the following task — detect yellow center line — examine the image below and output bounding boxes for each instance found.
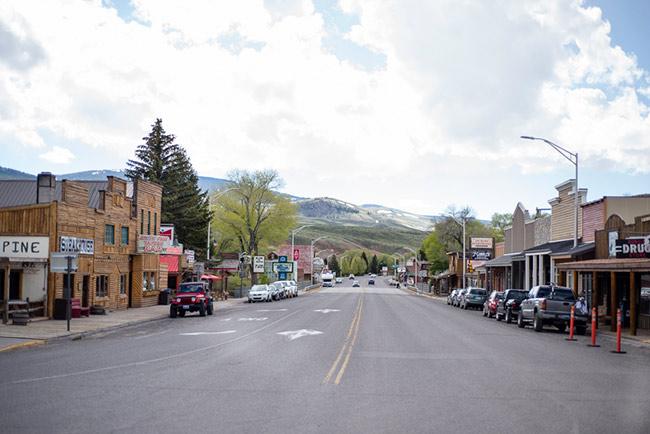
[322,295,362,384]
[334,296,363,385]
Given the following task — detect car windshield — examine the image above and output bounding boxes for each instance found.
[178,284,204,293]
[550,287,575,301]
[469,289,486,295]
[251,285,267,291]
[509,291,528,301]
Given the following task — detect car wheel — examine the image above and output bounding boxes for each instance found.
[496,311,502,321]
[199,303,206,317]
[170,306,177,318]
[533,314,543,332]
[576,325,587,335]
[517,312,525,328]
[505,310,512,324]
[463,303,468,310]
[248,299,252,303]
[207,302,214,315]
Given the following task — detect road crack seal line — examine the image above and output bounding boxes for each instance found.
[8,310,301,385]
[323,294,364,385]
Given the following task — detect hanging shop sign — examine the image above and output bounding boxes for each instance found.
[159,224,174,241]
[137,235,170,254]
[470,237,493,249]
[0,236,49,260]
[185,249,195,264]
[614,237,650,259]
[59,236,94,255]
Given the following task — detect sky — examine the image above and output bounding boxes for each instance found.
[1,0,649,219]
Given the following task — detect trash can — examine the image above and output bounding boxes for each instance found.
[53,298,68,320]
[158,288,171,305]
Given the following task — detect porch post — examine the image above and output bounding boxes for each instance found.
[592,271,598,328]
[2,263,9,324]
[630,271,637,336]
[524,256,530,290]
[538,255,544,285]
[532,255,538,287]
[550,258,555,285]
[610,272,617,332]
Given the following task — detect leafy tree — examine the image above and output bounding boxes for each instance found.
[369,255,379,274]
[126,118,210,255]
[421,231,449,274]
[211,170,297,282]
[490,212,513,242]
[350,256,367,275]
[329,254,341,276]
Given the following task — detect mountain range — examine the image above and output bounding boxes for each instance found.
[1,166,437,254]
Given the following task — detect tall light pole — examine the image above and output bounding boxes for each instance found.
[521,135,579,247]
[403,247,419,292]
[394,253,405,281]
[310,236,328,284]
[291,225,313,281]
[207,187,240,260]
[451,216,467,289]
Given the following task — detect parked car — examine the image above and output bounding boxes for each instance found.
[453,289,467,307]
[170,281,213,317]
[352,280,360,287]
[289,280,298,297]
[495,289,528,323]
[248,284,272,303]
[518,285,588,333]
[278,280,297,298]
[368,278,375,285]
[447,289,458,305]
[483,290,503,318]
[460,287,488,310]
[269,282,285,300]
[335,277,343,284]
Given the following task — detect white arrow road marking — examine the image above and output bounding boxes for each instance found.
[256,309,288,312]
[180,330,237,336]
[314,309,340,313]
[220,318,232,322]
[238,317,268,321]
[277,329,323,341]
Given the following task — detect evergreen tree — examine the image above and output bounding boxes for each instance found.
[329,255,341,276]
[360,251,369,273]
[369,254,379,274]
[126,119,210,256]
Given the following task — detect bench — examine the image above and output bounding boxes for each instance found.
[71,298,90,318]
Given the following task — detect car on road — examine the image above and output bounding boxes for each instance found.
[518,285,588,333]
[335,277,343,284]
[483,290,503,318]
[278,280,297,297]
[460,287,488,310]
[248,284,272,303]
[170,281,214,317]
[368,278,375,285]
[349,274,355,280]
[268,282,284,300]
[447,289,459,305]
[495,289,528,323]
[352,280,360,287]
[453,289,467,307]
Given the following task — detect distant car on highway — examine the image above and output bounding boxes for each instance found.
[368,278,375,285]
[352,280,360,287]
[335,277,343,284]
[349,274,355,280]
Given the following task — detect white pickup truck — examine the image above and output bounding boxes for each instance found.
[321,271,335,287]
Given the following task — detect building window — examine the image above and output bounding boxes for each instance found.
[143,272,157,291]
[119,274,127,295]
[147,210,151,235]
[95,275,109,297]
[105,225,115,245]
[121,226,129,246]
[141,209,144,234]
[154,212,157,235]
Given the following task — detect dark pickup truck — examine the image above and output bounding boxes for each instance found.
[517,285,588,334]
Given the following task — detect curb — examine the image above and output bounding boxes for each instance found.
[46,315,169,343]
[0,339,46,353]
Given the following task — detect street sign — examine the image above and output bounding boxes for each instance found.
[50,253,78,272]
[272,262,294,273]
[278,255,288,263]
[293,249,300,260]
[418,270,428,278]
[253,256,265,273]
[278,272,287,280]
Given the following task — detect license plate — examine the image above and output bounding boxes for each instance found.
[183,305,190,310]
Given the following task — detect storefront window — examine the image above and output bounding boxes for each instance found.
[150,273,156,291]
[95,275,108,297]
[640,274,650,316]
[143,272,148,291]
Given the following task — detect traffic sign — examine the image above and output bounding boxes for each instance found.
[279,255,288,263]
[50,253,78,272]
[278,272,287,280]
[253,256,265,273]
[293,249,300,260]
[272,262,293,273]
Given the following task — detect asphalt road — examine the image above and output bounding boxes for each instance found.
[1,277,650,433]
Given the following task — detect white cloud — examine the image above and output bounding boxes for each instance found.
[39,146,75,164]
[0,0,648,216]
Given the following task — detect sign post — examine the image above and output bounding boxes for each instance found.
[50,253,79,332]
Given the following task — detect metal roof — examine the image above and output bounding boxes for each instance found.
[550,242,595,258]
[524,239,574,255]
[0,179,107,209]
[484,255,514,268]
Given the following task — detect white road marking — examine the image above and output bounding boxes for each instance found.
[220,318,232,321]
[314,309,340,313]
[180,330,237,336]
[10,310,301,384]
[277,329,323,341]
[238,317,268,321]
[256,309,288,312]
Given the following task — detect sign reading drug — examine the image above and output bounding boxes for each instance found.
[615,237,650,259]
[0,236,49,260]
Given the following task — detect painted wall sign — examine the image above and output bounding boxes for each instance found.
[615,237,650,259]
[137,235,170,253]
[470,237,493,249]
[59,236,94,255]
[0,236,49,260]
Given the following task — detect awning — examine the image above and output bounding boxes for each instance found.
[555,258,650,272]
[524,240,574,256]
[159,254,179,273]
[200,273,222,281]
[484,255,514,268]
[550,242,594,259]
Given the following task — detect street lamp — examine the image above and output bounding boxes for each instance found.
[207,187,240,260]
[310,236,328,284]
[290,225,313,281]
[403,247,419,292]
[521,136,579,247]
[450,216,467,289]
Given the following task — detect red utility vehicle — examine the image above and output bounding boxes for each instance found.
[170,281,214,318]
[483,290,503,318]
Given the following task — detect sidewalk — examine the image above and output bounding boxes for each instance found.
[0,297,246,352]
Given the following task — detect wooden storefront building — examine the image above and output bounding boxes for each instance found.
[0,173,164,319]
